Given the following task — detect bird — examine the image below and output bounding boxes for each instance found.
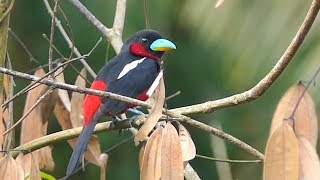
[66,29,176,177]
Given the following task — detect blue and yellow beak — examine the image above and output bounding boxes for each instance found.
[150,39,176,52]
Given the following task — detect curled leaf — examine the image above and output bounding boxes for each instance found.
[135,76,165,145]
[162,123,184,180]
[0,154,24,180]
[20,69,55,170]
[178,124,196,162]
[141,127,163,180]
[298,136,320,180]
[264,121,299,180]
[99,153,109,180]
[270,83,318,147]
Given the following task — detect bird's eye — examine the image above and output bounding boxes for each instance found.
[141,38,148,42]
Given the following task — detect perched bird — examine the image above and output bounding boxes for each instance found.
[66,29,176,177]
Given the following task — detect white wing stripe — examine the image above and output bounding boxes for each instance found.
[147,70,163,97]
[117,57,146,79]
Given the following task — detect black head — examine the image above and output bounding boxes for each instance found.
[121,29,176,61]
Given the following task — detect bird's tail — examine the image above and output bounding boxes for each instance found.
[65,110,104,178]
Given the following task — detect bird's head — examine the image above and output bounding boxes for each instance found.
[122,29,176,61]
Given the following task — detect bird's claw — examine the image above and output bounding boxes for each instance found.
[110,116,121,127]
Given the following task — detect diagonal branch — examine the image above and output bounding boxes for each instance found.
[171,0,320,115]
[0,67,151,108]
[43,0,97,78]
[69,0,126,53]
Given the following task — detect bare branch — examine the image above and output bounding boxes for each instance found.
[69,0,125,53]
[0,67,151,108]
[112,0,126,38]
[48,0,59,73]
[43,0,97,78]
[166,111,264,160]
[171,0,320,115]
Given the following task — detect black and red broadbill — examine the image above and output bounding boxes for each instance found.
[66,29,176,177]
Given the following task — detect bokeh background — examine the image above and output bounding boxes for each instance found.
[8,0,320,179]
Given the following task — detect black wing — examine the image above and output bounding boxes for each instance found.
[100,58,159,116]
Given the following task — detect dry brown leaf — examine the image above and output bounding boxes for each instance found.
[3,74,10,96]
[141,127,163,180]
[215,0,225,8]
[20,69,55,170]
[270,83,318,147]
[263,121,299,180]
[70,68,87,127]
[16,153,41,180]
[0,87,5,157]
[178,124,196,162]
[99,153,109,180]
[162,123,184,180]
[135,77,165,145]
[298,136,320,180]
[139,143,146,169]
[0,154,24,180]
[54,67,71,111]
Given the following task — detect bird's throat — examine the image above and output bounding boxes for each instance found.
[130,43,161,61]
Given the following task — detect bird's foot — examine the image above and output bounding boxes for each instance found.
[128,108,145,115]
[110,116,121,127]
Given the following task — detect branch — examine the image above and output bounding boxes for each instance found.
[69,0,126,53]
[171,0,320,115]
[43,0,97,78]
[166,111,264,160]
[0,67,150,108]
[0,67,264,159]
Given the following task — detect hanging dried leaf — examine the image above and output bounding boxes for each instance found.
[215,0,225,8]
[270,83,318,147]
[139,143,146,169]
[70,68,87,127]
[263,121,299,180]
[16,153,41,180]
[141,127,163,180]
[162,123,184,180]
[99,153,109,180]
[0,87,5,157]
[135,77,165,145]
[298,136,320,180]
[0,154,24,180]
[178,124,196,162]
[54,67,71,112]
[20,68,55,170]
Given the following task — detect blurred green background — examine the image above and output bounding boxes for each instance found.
[8,0,320,179]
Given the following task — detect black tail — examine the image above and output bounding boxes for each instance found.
[65,110,103,178]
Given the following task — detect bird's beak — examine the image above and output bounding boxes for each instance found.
[150,39,176,52]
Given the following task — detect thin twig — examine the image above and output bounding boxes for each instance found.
[166,90,181,100]
[144,0,150,28]
[0,67,151,108]
[69,0,126,53]
[171,0,320,115]
[43,0,97,78]
[166,111,265,160]
[8,28,40,65]
[195,154,261,163]
[48,0,59,73]
[2,43,99,107]
[289,65,320,120]
[3,88,54,135]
